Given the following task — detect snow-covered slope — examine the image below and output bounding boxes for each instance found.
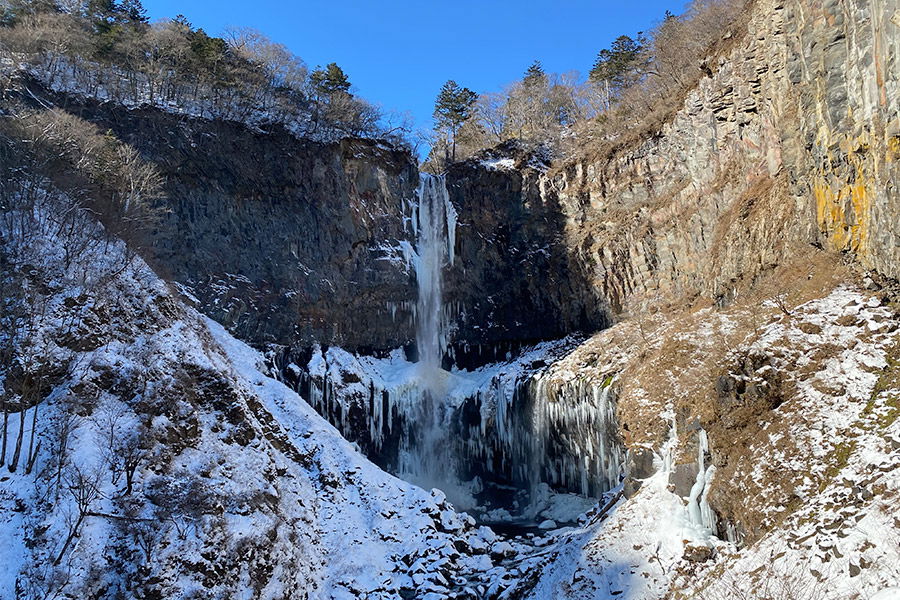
[493,281,900,600]
[0,186,499,599]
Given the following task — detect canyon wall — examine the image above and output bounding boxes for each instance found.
[540,0,899,314]
[27,87,592,360]
[39,91,419,351]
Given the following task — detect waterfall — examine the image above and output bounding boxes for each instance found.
[413,173,457,391]
[398,173,462,496]
[290,173,625,518]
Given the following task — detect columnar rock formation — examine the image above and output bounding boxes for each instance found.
[542,0,899,312]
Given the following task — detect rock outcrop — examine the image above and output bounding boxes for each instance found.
[11,79,420,352]
[443,147,606,367]
[541,0,899,314]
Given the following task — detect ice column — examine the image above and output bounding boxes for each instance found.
[413,173,457,392]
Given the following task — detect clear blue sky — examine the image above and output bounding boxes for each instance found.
[144,1,680,140]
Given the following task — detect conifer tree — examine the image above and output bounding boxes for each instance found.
[433,79,476,162]
[310,63,351,95]
[118,0,148,23]
[523,60,546,89]
[172,14,192,29]
[589,34,645,109]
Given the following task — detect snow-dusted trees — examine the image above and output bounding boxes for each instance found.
[10,108,164,246]
[55,464,103,564]
[0,4,397,142]
[93,400,147,495]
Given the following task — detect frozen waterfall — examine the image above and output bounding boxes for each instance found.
[413,173,457,393]
[283,172,625,519]
[396,173,461,496]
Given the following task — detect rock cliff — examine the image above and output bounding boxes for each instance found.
[541,0,899,315]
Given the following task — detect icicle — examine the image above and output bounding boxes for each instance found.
[688,428,718,534]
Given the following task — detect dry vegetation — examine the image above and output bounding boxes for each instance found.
[0,1,406,144]
[429,0,751,170]
[546,248,898,546]
[0,103,163,247]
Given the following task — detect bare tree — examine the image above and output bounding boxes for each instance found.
[50,403,81,503]
[225,26,307,92]
[55,464,103,565]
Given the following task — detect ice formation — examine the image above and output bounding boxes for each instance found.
[282,173,624,518]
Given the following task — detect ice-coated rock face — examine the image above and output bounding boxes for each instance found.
[284,341,624,517]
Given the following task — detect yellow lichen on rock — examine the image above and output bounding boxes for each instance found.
[888,135,900,161]
[813,137,874,260]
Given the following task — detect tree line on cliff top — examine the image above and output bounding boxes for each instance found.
[427,0,747,171]
[0,0,414,144]
[0,0,747,167]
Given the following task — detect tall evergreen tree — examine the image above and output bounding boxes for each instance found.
[589,34,645,110]
[589,35,644,86]
[118,0,148,23]
[310,63,351,95]
[433,80,476,162]
[86,0,116,20]
[172,14,192,29]
[522,60,546,89]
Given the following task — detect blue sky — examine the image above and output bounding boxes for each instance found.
[144,1,680,138]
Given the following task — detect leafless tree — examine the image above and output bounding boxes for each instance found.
[54,464,103,565]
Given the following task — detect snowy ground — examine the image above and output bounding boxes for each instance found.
[0,187,501,599]
[2,156,898,599]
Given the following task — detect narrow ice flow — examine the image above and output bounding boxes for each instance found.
[688,428,718,533]
[412,173,457,392]
[400,173,459,492]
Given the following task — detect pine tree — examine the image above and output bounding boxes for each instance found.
[589,35,644,86]
[522,60,546,90]
[173,14,192,29]
[310,63,351,95]
[118,0,148,23]
[433,80,477,162]
[86,0,116,20]
[589,34,645,109]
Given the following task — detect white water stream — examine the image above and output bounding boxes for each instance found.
[413,174,457,392]
[398,173,461,493]
[301,173,623,517]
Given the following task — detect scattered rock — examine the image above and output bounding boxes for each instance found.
[683,543,715,563]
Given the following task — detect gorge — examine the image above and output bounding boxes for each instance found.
[0,0,899,598]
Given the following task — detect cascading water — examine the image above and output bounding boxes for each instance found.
[413,174,456,391]
[289,173,624,519]
[398,173,461,493]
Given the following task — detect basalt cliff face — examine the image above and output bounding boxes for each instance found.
[25,0,896,354]
[62,95,422,352]
[542,0,899,312]
[41,87,599,360]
